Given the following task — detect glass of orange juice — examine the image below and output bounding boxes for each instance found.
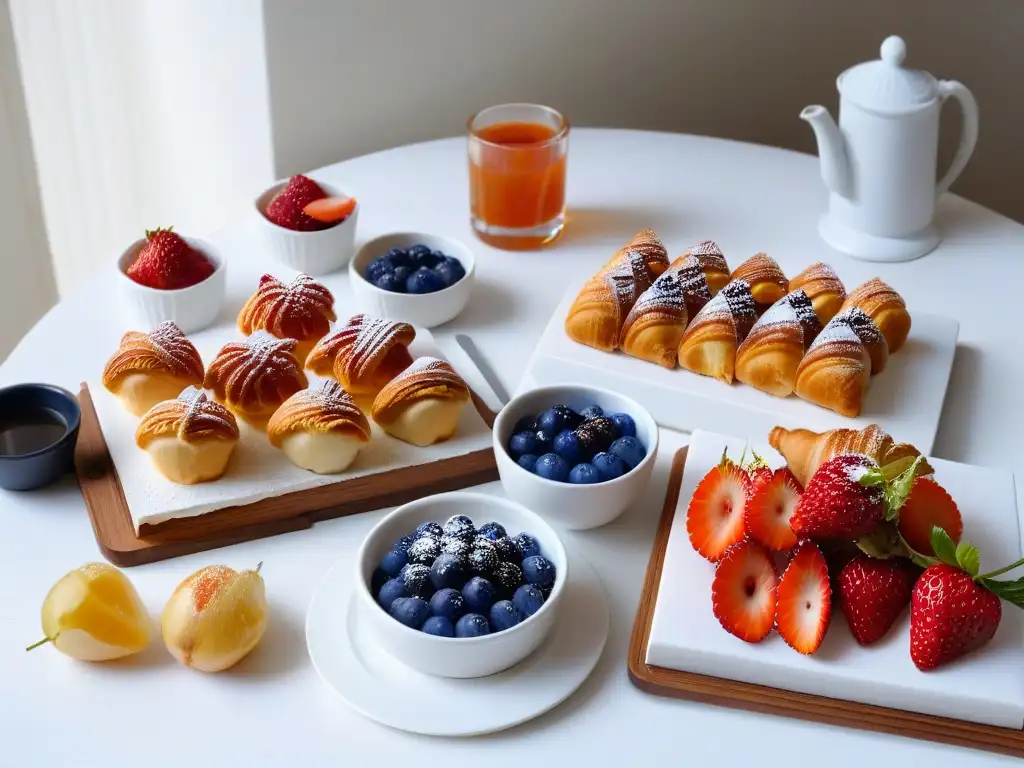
[468,104,569,250]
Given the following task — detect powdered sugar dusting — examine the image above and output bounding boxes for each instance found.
[240,273,334,340]
[605,250,655,310]
[175,386,237,440]
[837,306,885,348]
[403,355,448,375]
[143,322,204,379]
[629,268,686,318]
[205,331,304,407]
[809,314,861,349]
[730,252,787,288]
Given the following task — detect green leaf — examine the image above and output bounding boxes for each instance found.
[880,455,917,481]
[931,526,959,568]
[980,576,1024,608]
[955,542,980,576]
[856,522,905,559]
[886,455,924,515]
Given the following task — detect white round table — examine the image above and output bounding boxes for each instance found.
[1,129,1021,767]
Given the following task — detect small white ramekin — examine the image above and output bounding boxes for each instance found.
[116,236,226,334]
[254,179,359,276]
[493,385,659,530]
[356,491,567,679]
[349,232,475,328]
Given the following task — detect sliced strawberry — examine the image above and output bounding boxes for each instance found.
[838,555,916,645]
[775,540,831,654]
[712,539,778,642]
[791,453,884,540]
[744,468,801,551]
[303,195,357,223]
[898,477,962,557]
[687,461,749,561]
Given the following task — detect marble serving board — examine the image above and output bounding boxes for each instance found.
[646,430,1024,728]
[523,284,959,454]
[88,327,493,531]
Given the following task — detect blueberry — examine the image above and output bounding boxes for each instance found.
[374,272,404,292]
[430,552,469,591]
[537,408,565,434]
[422,616,455,637]
[434,256,465,287]
[514,532,541,560]
[569,463,602,484]
[391,534,415,554]
[508,431,541,458]
[574,416,617,458]
[429,588,466,621]
[493,561,524,598]
[377,577,405,610]
[493,536,519,563]
[535,428,556,454]
[390,596,430,628]
[468,539,499,577]
[580,405,604,420]
[440,535,471,558]
[609,412,637,438]
[455,613,491,637]
[522,555,556,587]
[366,257,393,281]
[516,454,539,472]
[412,249,441,269]
[513,414,539,433]
[462,576,495,614]
[489,600,523,632]
[553,429,582,466]
[512,584,545,618]
[443,514,476,541]
[592,451,629,481]
[609,435,647,469]
[534,453,569,482]
[401,563,432,597]
[371,567,389,595]
[406,266,445,294]
[477,521,507,541]
[380,548,408,577]
[384,247,412,268]
[415,521,443,539]
[392,265,411,286]
[407,536,441,566]
[407,244,432,259]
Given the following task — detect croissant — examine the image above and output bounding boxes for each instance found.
[793,311,873,417]
[135,387,239,485]
[267,381,371,474]
[102,322,205,417]
[677,280,758,383]
[306,314,416,397]
[619,269,689,368]
[735,290,822,397]
[840,306,889,375]
[788,262,846,324]
[768,424,933,487]
[371,357,471,446]
[238,273,336,364]
[729,253,789,312]
[669,241,730,296]
[840,278,911,353]
[204,332,308,429]
[597,229,669,276]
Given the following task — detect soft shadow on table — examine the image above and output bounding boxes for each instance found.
[227,600,306,679]
[558,205,682,248]
[931,344,981,464]
[103,625,176,671]
[453,278,520,330]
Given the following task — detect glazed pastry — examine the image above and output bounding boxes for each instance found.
[102,322,204,417]
[267,381,371,474]
[793,311,873,417]
[597,229,669,276]
[677,280,757,383]
[237,273,336,363]
[769,424,933,487]
[619,269,689,368]
[735,290,822,397]
[729,253,789,312]
[840,278,911,353]
[788,262,846,324]
[306,314,416,397]
[840,306,889,375]
[669,241,730,296]
[135,387,239,485]
[371,357,471,447]
[204,332,308,429]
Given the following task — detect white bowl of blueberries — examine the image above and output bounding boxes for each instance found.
[356,491,567,678]
[493,385,659,530]
[349,232,475,328]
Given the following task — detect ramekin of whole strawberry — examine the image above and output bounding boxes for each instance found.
[686,424,1024,670]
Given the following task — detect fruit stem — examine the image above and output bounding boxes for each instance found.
[978,556,1024,580]
[25,637,51,651]
[255,561,263,573]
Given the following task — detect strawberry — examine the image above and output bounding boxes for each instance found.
[911,564,1001,670]
[838,555,916,645]
[744,468,801,551]
[265,174,332,231]
[898,477,962,557]
[711,539,778,642]
[687,455,749,562]
[303,195,357,223]
[775,540,831,653]
[791,453,884,540]
[126,227,214,290]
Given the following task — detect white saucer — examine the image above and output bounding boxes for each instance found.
[305,547,609,736]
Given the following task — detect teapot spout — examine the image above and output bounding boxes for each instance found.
[800,105,851,199]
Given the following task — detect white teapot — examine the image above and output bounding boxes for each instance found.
[801,35,978,262]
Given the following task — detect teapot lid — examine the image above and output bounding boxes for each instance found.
[838,36,938,114]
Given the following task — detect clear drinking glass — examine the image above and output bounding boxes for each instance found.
[468,104,569,250]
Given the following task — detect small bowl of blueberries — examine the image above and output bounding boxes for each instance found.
[493,384,658,530]
[349,232,475,328]
[356,491,567,679]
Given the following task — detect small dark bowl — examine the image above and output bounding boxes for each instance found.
[0,384,81,491]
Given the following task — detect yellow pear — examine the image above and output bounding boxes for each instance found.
[28,563,150,661]
[161,563,267,672]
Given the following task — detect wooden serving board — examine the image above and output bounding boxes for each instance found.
[75,384,498,567]
[627,448,1024,758]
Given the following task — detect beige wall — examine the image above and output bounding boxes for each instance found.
[264,0,1023,223]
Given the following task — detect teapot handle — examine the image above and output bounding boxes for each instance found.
[935,80,979,198]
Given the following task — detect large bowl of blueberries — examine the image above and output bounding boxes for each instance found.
[493,385,659,530]
[356,491,567,678]
[349,232,475,328]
